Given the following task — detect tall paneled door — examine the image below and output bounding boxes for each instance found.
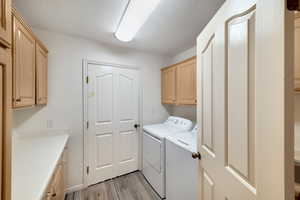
[197,0,293,199]
[0,0,12,199]
[0,33,12,200]
[85,63,139,185]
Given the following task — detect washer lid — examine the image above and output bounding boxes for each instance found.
[167,131,197,153]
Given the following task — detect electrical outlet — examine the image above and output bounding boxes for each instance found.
[47,120,53,129]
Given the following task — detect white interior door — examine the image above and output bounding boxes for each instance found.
[86,63,139,185]
[197,0,294,200]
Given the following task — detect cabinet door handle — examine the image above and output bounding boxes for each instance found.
[15,98,21,102]
[52,193,57,197]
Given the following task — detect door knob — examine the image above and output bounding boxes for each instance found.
[134,124,140,129]
[192,152,202,160]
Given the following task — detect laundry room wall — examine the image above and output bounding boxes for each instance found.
[12,28,171,190]
[169,45,196,65]
[164,46,197,122]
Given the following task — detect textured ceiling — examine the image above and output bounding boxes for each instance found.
[13,0,225,56]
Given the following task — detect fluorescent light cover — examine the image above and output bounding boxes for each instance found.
[115,0,161,42]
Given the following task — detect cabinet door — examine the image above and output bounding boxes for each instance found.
[0,51,3,200]
[295,17,300,91]
[52,164,65,200]
[177,57,196,105]
[0,45,12,200]
[13,16,36,108]
[162,67,176,104]
[36,43,48,105]
[0,0,11,46]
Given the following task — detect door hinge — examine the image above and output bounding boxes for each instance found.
[287,0,300,11]
[86,166,90,175]
[86,121,89,129]
[86,76,89,84]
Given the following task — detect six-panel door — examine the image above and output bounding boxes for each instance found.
[36,42,48,105]
[13,15,36,108]
[87,64,139,185]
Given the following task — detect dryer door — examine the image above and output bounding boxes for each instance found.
[142,131,165,198]
[143,132,162,173]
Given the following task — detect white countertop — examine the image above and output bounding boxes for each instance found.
[12,131,69,200]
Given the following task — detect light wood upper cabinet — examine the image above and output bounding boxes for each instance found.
[177,58,196,105]
[0,0,12,47]
[13,15,36,108]
[161,56,197,105]
[36,42,48,105]
[0,42,12,200]
[162,66,176,104]
[295,17,300,91]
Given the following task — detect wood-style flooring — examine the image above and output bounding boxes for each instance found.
[66,171,161,200]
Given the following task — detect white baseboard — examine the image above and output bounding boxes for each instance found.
[65,184,86,194]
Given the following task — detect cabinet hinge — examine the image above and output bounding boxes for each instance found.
[86,121,89,129]
[86,76,89,84]
[287,0,300,11]
[86,166,90,175]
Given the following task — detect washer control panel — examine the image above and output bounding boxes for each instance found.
[164,116,193,131]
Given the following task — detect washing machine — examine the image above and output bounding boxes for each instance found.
[142,116,193,199]
[166,125,198,200]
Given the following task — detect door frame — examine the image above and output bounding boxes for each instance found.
[82,59,143,187]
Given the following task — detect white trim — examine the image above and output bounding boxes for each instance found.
[82,59,143,187]
[84,59,140,70]
[138,69,144,170]
[82,59,89,188]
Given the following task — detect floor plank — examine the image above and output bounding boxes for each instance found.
[66,171,161,200]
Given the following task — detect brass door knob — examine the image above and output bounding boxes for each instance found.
[192,152,202,160]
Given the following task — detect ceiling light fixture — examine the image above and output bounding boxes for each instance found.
[115,0,162,42]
